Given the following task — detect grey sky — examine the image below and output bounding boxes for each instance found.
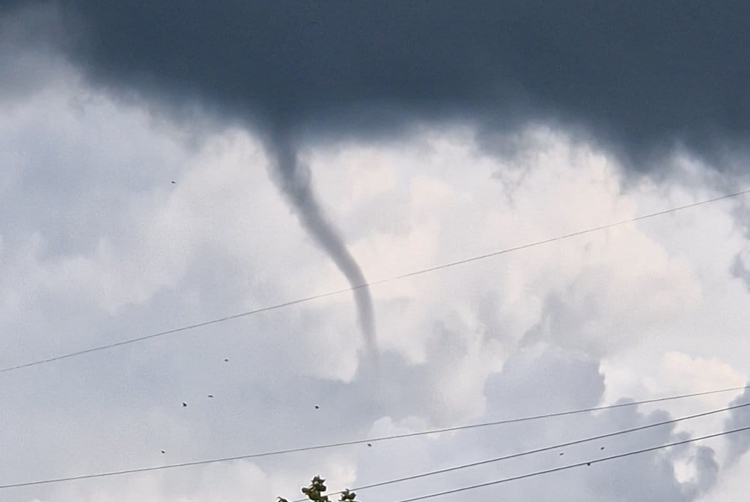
[2,2,750,502]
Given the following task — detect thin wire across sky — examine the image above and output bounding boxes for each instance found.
[393,426,750,502]
[299,400,750,502]
[1,384,747,491]
[1,188,748,375]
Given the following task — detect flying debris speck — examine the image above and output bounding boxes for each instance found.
[161,450,166,454]
[182,402,187,407]
[314,405,320,409]
[208,394,214,398]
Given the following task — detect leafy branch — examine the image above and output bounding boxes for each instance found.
[278,475,358,502]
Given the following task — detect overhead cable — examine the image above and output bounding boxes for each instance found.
[1,385,747,491]
[2,188,747,375]
[394,425,750,502]
[309,400,750,501]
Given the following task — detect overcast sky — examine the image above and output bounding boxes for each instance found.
[1,2,750,501]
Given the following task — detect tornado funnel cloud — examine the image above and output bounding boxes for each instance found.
[266,134,377,354]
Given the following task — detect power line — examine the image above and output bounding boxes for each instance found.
[1,187,748,375]
[394,425,750,502]
[309,400,750,501]
[0,384,747,491]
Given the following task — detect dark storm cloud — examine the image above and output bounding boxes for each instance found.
[0,2,69,101]
[7,0,748,166]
